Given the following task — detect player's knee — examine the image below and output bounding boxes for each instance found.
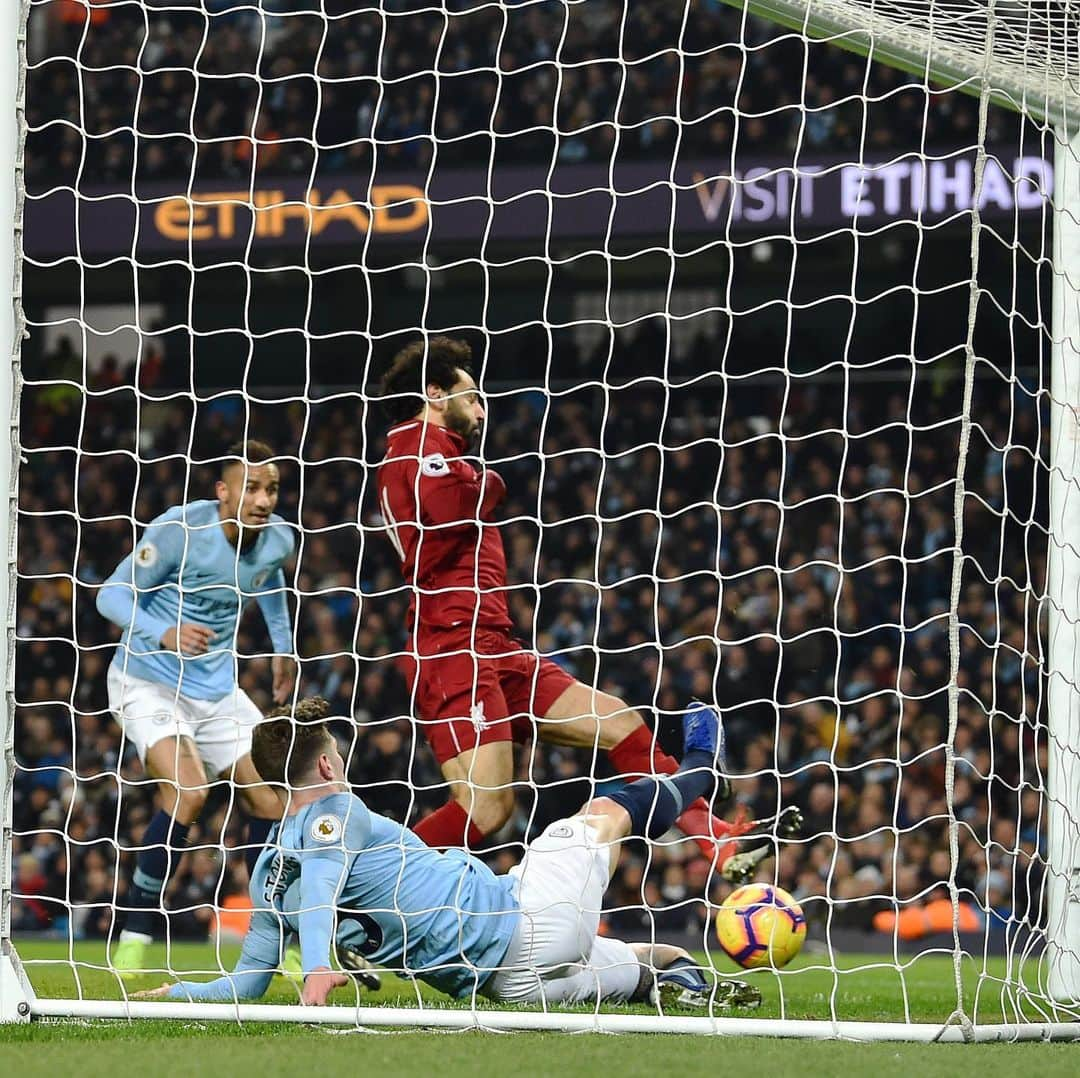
[467,786,516,837]
[577,796,630,845]
[596,696,644,748]
[172,781,209,822]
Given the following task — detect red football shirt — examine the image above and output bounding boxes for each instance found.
[376,420,512,635]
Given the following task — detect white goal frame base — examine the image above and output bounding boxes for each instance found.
[23,998,1080,1041]
[0,952,34,1024]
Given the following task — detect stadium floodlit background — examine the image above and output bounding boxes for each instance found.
[10,0,1055,997]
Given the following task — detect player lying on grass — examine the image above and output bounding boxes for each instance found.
[134,696,761,1011]
[376,335,753,867]
[97,440,297,977]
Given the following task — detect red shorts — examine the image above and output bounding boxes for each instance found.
[397,627,577,766]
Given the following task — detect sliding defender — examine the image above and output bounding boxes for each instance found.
[135,698,760,1012]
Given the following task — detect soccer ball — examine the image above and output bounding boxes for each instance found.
[715,884,807,969]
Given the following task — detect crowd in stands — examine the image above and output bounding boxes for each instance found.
[12,323,1048,951]
[12,0,1046,966]
[25,0,1010,196]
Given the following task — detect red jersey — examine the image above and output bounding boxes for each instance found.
[376,420,512,635]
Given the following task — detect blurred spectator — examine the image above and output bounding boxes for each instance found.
[24,1,1011,196]
[11,854,54,933]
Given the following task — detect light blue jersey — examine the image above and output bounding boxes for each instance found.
[165,791,521,1002]
[96,499,295,700]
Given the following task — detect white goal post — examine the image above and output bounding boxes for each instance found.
[1049,126,1080,1009]
[6,0,1080,1041]
[1,0,32,1029]
[718,0,1080,1013]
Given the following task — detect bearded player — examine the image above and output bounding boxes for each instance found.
[97,439,297,977]
[375,337,750,864]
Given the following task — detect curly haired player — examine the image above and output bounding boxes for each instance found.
[375,336,752,864]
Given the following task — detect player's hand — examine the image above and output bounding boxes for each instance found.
[271,654,298,705]
[131,982,173,1000]
[161,623,215,656]
[479,468,506,519]
[301,967,348,1006]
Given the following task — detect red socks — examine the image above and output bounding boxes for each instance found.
[608,723,676,779]
[413,799,487,850]
[609,724,740,862]
[414,724,748,866]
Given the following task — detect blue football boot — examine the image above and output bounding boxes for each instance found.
[682,701,731,803]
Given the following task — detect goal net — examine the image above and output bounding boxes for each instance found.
[5,0,1080,1040]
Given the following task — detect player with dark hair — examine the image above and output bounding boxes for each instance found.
[376,336,751,863]
[134,697,761,1012]
[97,440,297,977]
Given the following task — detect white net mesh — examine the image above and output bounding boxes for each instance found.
[723,0,1080,120]
[7,0,1080,1035]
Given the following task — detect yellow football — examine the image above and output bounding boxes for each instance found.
[715,883,807,969]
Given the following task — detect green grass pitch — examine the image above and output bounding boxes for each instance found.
[3,940,1078,1077]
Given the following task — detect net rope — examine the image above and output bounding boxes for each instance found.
[4,0,1080,1035]
[725,0,1080,119]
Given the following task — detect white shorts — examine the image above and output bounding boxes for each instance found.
[106,663,263,777]
[486,816,640,1005]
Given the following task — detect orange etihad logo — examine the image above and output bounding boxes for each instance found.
[152,185,428,242]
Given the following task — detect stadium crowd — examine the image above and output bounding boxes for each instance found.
[25,0,1005,195]
[12,323,1047,950]
[12,0,1045,965]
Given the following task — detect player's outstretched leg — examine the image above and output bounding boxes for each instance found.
[683,700,728,791]
[546,686,742,863]
[631,944,762,1011]
[720,806,805,885]
[657,963,761,1011]
[506,713,757,1011]
[493,714,746,1012]
[605,702,728,841]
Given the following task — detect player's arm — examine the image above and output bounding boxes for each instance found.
[405,454,507,528]
[295,794,372,997]
[254,567,292,654]
[95,517,197,654]
[253,535,297,703]
[140,909,283,1003]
